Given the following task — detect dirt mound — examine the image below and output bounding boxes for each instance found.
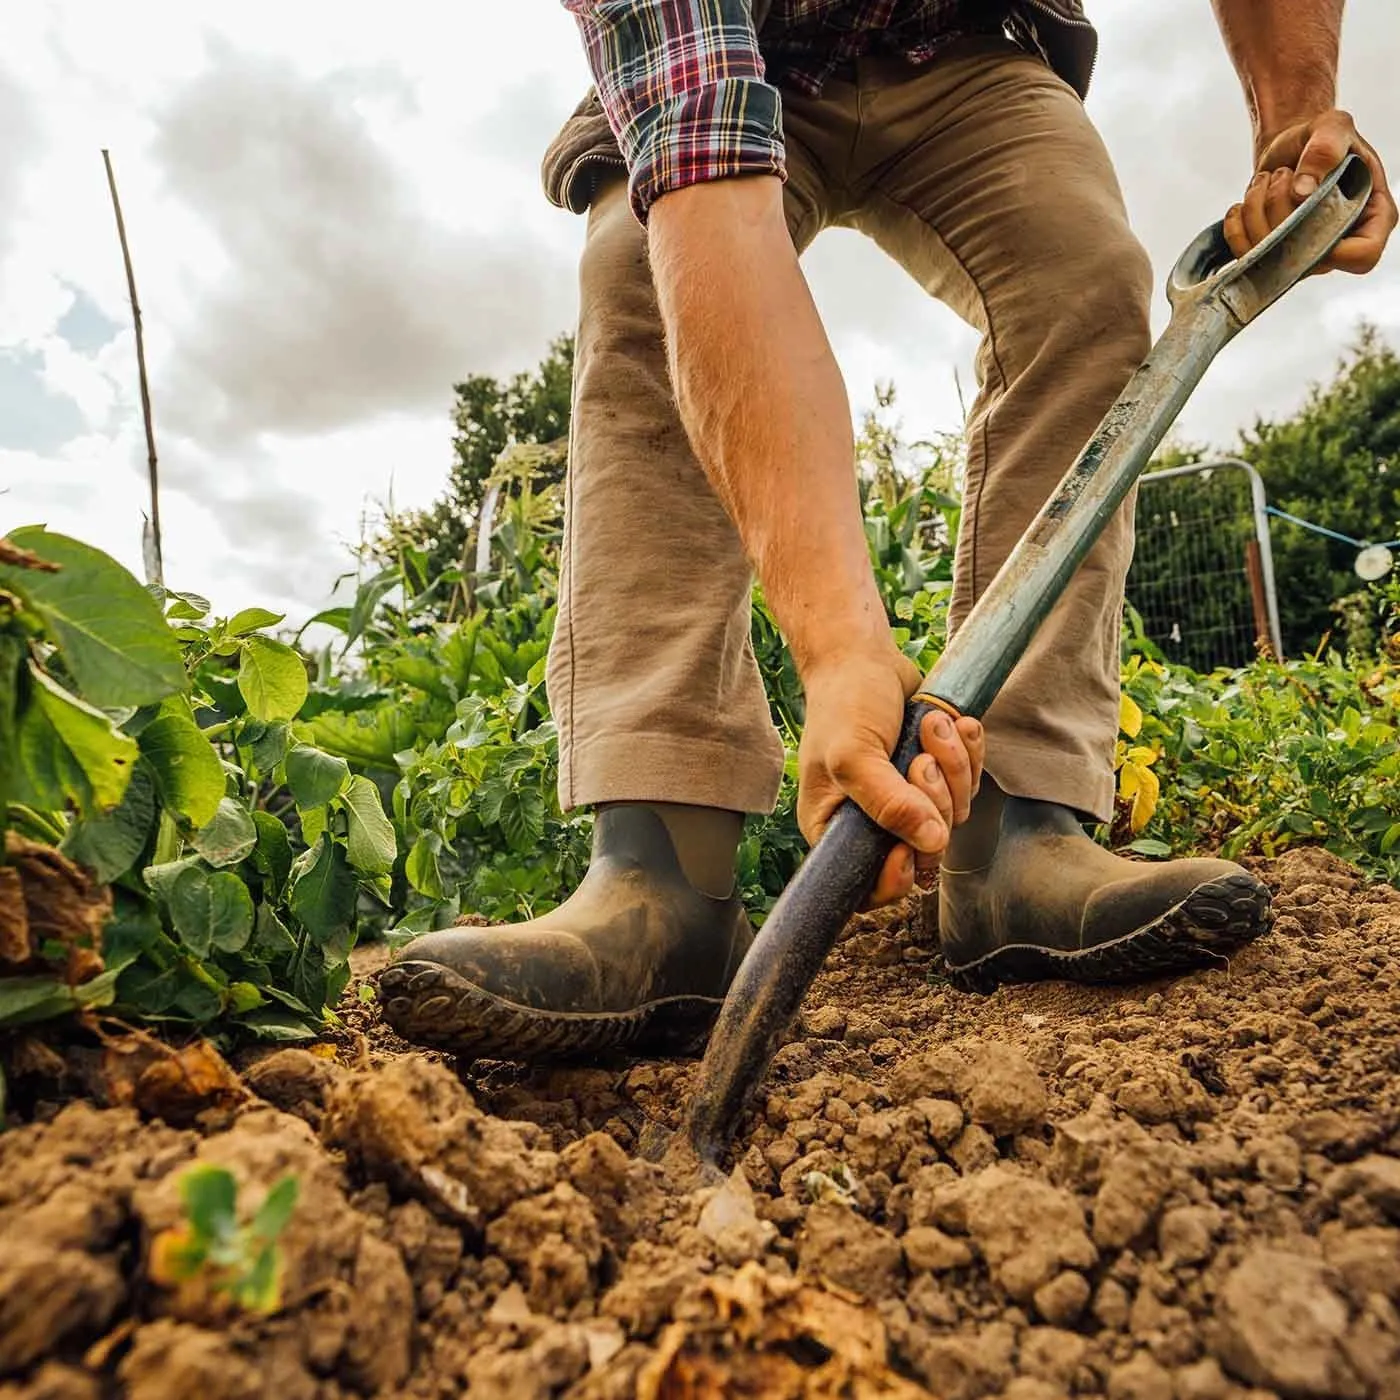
[2,846,1399,1398]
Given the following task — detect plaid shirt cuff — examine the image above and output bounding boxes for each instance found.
[565,1,788,223]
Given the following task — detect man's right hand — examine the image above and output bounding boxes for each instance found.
[797,646,986,907]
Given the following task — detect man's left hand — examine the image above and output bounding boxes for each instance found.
[1223,108,1396,273]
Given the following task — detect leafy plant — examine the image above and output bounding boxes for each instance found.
[0,529,397,1040]
[149,1164,299,1315]
[1110,632,1400,881]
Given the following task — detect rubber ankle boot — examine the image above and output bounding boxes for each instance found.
[938,779,1272,992]
[377,806,752,1059]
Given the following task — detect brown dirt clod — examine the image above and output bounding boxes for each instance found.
[1,848,1398,1397]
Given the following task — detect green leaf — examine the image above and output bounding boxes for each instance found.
[169,864,255,957]
[140,714,225,828]
[0,631,24,819]
[303,705,418,771]
[289,835,357,943]
[17,663,139,812]
[405,833,444,899]
[238,636,308,722]
[179,1165,238,1241]
[191,797,258,868]
[244,720,291,774]
[251,903,297,958]
[340,774,397,875]
[499,787,545,852]
[238,1243,282,1313]
[62,761,158,881]
[251,1175,300,1241]
[250,812,293,895]
[165,591,211,620]
[295,605,352,638]
[1127,838,1173,858]
[284,745,348,807]
[299,803,328,847]
[239,1008,317,1042]
[1,527,185,706]
[0,961,126,1028]
[226,607,286,636]
[142,855,204,902]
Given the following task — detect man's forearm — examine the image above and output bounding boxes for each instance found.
[1210,0,1343,155]
[648,176,897,680]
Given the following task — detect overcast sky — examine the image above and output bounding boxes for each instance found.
[2,1,1396,624]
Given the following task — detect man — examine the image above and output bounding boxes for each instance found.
[380,1,1394,1057]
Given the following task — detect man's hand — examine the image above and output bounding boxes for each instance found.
[797,646,985,908]
[1223,109,1396,273]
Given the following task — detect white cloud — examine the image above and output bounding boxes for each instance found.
[0,0,1395,626]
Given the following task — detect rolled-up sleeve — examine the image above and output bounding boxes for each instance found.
[563,0,787,223]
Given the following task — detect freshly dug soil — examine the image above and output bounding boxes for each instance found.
[3,845,1399,1400]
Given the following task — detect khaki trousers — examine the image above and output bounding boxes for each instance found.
[546,34,1153,824]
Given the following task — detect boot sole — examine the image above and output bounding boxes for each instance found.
[943,871,1273,994]
[375,960,723,1060]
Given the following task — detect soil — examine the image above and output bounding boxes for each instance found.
[3,845,1400,1400]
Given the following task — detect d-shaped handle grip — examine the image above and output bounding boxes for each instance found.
[1167,155,1372,320]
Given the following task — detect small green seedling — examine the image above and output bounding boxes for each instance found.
[151,1163,300,1314]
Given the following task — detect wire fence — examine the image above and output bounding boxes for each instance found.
[1126,459,1282,672]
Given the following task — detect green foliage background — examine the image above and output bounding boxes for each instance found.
[2,330,1398,1050]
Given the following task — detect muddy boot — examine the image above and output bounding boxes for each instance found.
[377,804,751,1060]
[938,779,1272,992]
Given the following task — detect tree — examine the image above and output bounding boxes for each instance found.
[1240,325,1400,654]
[379,335,574,591]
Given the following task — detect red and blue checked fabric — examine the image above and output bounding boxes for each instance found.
[563,0,988,221]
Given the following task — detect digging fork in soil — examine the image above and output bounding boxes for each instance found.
[686,155,1374,1168]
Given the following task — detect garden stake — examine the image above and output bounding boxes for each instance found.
[687,155,1374,1168]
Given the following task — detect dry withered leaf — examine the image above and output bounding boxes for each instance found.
[637,1262,926,1400]
[0,863,28,964]
[95,1021,247,1126]
[0,538,61,572]
[1,834,111,975]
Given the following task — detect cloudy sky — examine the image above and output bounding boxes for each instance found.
[2,1,1396,625]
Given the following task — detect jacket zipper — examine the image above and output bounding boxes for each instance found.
[1016,0,1098,85]
[560,149,628,211]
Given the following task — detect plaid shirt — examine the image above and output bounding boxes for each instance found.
[563,1,1003,222]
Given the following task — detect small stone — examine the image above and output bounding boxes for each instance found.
[1174,1357,1231,1400]
[844,1012,892,1046]
[1323,1153,1400,1221]
[1290,1110,1377,1158]
[1324,1225,1400,1303]
[963,1043,1049,1137]
[1253,1134,1303,1191]
[1215,1247,1365,1398]
[1093,1278,1132,1331]
[796,1202,903,1299]
[915,1097,965,1148]
[1001,1380,1068,1400]
[1019,1328,1088,1385]
[695,1169,777,1265]
[949,1124,999,1174]
[1093,1144,1177,1250]
[1033,1271,1090,1326]
[1106,1352,1173,1400]
[802,1006,847,1040]
[902,1225,973,1273]
[1158,1205,1221,1267]
[963,1167,1097,1302]
[887,1047,967,1104]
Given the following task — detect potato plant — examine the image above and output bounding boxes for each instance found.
[0,527,396,1041]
